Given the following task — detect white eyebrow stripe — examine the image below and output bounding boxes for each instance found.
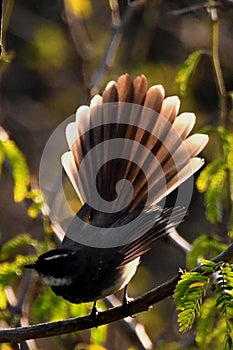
[44,253,70,261]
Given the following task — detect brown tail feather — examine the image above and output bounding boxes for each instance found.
[63,74,208,215]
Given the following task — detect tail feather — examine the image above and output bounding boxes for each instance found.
[117,74,134,102]
[62,74,208,215]
[172,113,196,139]
[132,75,147,104]
[160,96,180,124]
[102,81,118,102]
[144,84,165,112]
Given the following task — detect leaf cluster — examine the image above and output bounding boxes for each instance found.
[0,137,29,202]
[0,234,36,318]
[196,127,233,225]
[176,50,204,96]
[174,260,233,350]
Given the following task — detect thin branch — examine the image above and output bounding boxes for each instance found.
[1,242,233,343]
[211,10,228,123]
[4,274,38,350]
[104,295,153,350]
[210,5,233,235]
[63,1,93,91]
[89,0,147,96]
[0,0,15,60]
[166,228,191,254]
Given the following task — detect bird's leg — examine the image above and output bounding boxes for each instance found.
[122,285,135,317]
[90,300,99,327]
[90,300,97,316]
[122,285,129,307]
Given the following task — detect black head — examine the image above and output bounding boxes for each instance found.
[25,249,80,286]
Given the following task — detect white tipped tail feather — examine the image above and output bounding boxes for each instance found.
[62,74,208,211]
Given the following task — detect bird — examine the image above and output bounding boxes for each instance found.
[25,74,208,314]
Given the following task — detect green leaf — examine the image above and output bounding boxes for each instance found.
[90,325,107,347]
[65,0,92,18]
[0,139,30,202]
[26,189,44,218]
[0,286,7,309]
[0,0,15,69]
[197,159,227,224]
[32,286,90,322]
[196,297,218,349]
[176,50,203,96]
[174,272,209,332]
[196,158,225,193]
[187,235,227,270]
[0,233,36,261]
[0,254,36,287]
[213,263,233,349]
[196,158,222,193]
[0,142,5,175]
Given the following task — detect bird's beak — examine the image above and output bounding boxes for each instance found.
[24,263,36,269]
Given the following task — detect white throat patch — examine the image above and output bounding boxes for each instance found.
[41,274,73,286]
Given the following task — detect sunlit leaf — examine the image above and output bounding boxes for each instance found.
[0,142,4,175]
[0,233,36,260]
[196,159,223,193]
[176,50,203,96]
[90,325,107,347]
[65,0,92,18]
[26,189,44,218]
[0,139,29,202]
[32,287,90,322]
[0,344,14,350]
[196,297,218,349]
[197,158,227,224]
[0,286,7,309]
[174,272,209,332]
[0,255,36,286]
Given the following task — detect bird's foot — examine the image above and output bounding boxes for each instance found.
[90,301,101,327]
[122,286,134,317]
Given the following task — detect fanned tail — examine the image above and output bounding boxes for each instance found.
[62,74,208,223]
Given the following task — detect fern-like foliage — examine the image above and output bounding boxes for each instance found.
[0,233,37,323]
[174,271,210,332]
[215,264,233,350]
[26,188,44,218]
[175,260,233,350]
[196,296,224,349]
[0,254,36,287]
[176,50,204,96]
[0,233,36,261]
[196,158,226,223]
[196,127,233,226]
[0,137,30,202]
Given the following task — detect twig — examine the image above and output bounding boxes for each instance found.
[89,0,147,96]
[63,1,93,91]
[1,242,233,343]
[0,0,15,72]
[166,228,191,254]
[4,274,38,350]
[104,295,153,350]
[211,9,228,123]
[210,5,233,235]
